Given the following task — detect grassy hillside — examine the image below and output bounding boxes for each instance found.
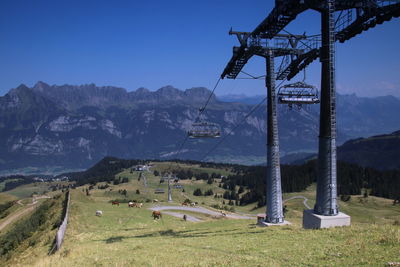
[0,194,66,264]
[2,162,399,266]
[3,181,71,199]
[338,130,400,170]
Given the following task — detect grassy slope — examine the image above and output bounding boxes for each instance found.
[0,193,17,204]
[4,181,71,199]
[0,183,65,235]
[3,162,400,266]
[1,194,66,266]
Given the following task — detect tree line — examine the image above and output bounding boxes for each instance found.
[221,160,400,206]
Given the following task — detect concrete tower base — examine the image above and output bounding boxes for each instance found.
[258,221,291,227]
[257,215,291,227]
[303,209,351,229]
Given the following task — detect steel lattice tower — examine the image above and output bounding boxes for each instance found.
[315,0,338,216]
[265,50,284,223]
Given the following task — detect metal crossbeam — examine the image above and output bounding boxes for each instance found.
[275,1,400,81]
[222,0,399,80]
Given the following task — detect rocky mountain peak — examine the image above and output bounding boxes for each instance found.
[14,83,30,91]
[156,85,181,95]
[184,87,216,102]
[135,87,150,94]
[32,81,51,92]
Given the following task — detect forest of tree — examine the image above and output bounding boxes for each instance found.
[0,175,34,192]
[222,160,400,206]
[63,157,142,186]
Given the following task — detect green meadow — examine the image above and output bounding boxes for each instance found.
[1,162,399,266]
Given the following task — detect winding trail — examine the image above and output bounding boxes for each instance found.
[0,205,36,232]
[0,195,51,232]
[283,196,311,209]
[149,205,255,222]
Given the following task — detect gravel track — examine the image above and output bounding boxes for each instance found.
[283,195,311,209]
[149,205,255,221]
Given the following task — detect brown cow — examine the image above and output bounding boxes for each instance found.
[152,210,162,219]
[112,201,120,206]
[182,202,188,206]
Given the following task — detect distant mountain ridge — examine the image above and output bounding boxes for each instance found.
[1,81,400,172]
[338,130,400,170]
[30,82,216,109]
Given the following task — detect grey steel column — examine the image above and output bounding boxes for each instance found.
[314,0,339,216]
[168,174,172,202]
[265,50,284,223]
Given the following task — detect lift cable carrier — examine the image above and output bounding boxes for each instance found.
[188,108,221,138]
[278,81,320,107]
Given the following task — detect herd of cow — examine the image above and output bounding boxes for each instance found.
[181,202,197,207]
[96,200,200,220]
[95,201,162,220]
[111,201,143,208]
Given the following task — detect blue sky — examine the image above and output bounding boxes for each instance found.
[0,0,399,97]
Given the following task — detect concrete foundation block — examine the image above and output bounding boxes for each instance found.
[257,220,291,227]
[303,209,351,229]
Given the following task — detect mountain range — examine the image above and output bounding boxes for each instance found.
[1,81,400,173]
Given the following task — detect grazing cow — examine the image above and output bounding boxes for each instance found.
[182,202,188,206]
[190,202,196,207]
[137,203,143,208]
[96,210,103,216]
[220,211,226,217]
[153,199,159,203]
[152,210,162,219]
[112,201,120,206]
[128,202,136,208]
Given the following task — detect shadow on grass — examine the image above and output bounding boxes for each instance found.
[105,236,124,243]
[100,227,266,244]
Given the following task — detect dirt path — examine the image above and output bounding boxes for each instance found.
[0,195,50,232]
[149,205,255,220]
[283,196,311,209]
[16,195,50,207]
[0,205,36,232]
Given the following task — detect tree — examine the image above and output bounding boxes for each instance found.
[136,189,140,194]
[340,195,351,202]
[238,186,244,194]
[204,189,214,196]
[223,191,231,200]
[153,170,160,176]
[193,188,203,196]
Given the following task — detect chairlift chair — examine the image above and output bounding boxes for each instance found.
[278,81,320,107]
[188,121,221,138]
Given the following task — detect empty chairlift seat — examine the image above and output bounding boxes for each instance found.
[188,121,221,138]
[278,81,320,106]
